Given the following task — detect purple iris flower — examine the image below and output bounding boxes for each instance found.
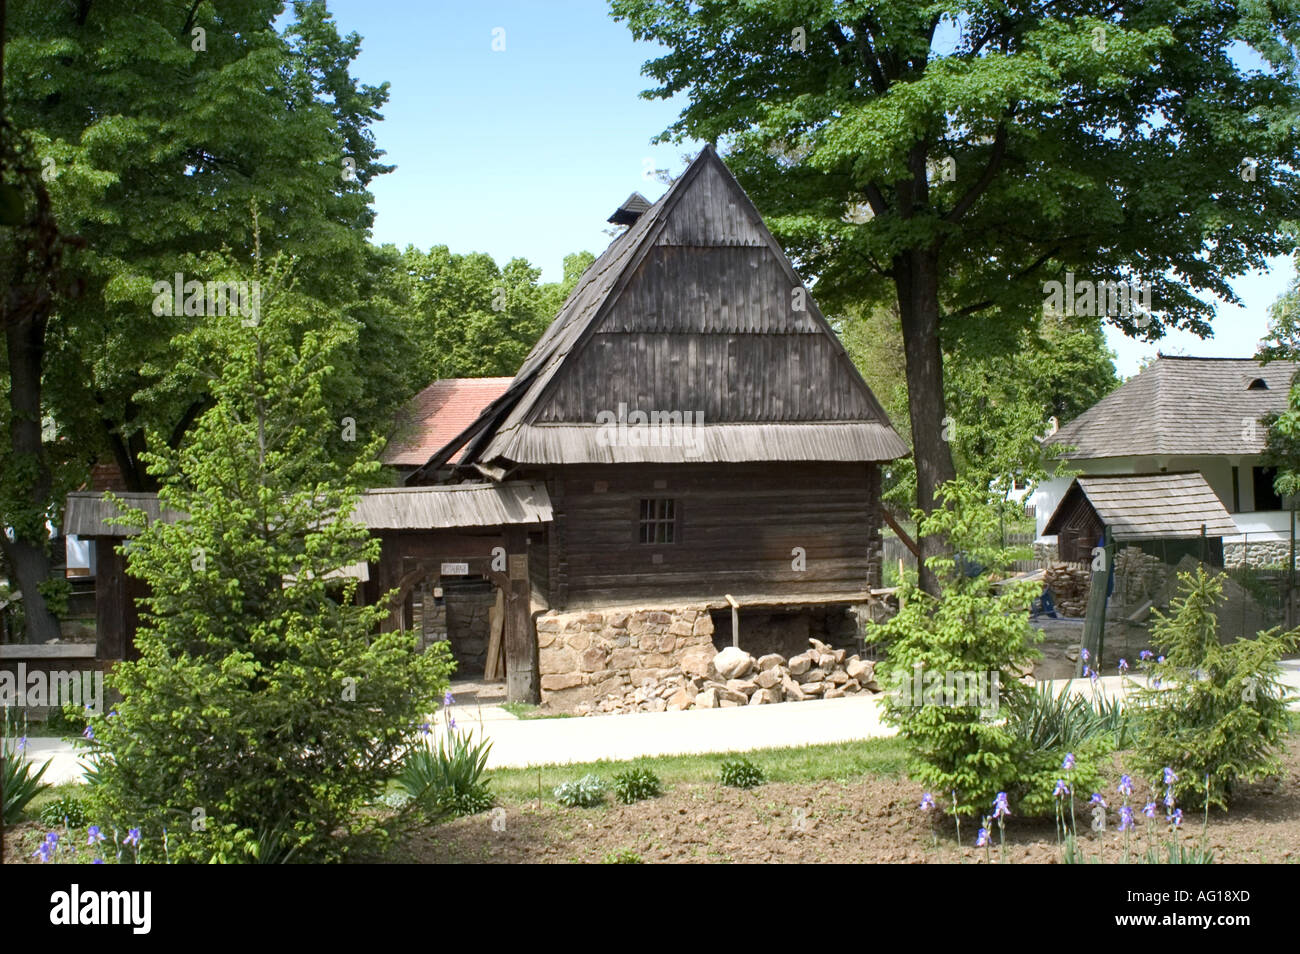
[920,793,936,811]
[1053,779,1070,798]
[87,825,106,846]
[1062,752,1076,770]
[976,827,989,848]
[124,828,142,847]
[993,792,1011,819]
[1163,767,1178,786]
[1119,805,1135,831]
[1089,793,1107,808]
[1169,808,1184,828]
[1081,648,1090,662]
[1118,774,1133,797]
[443,691,455,707]
[82,725,94,741]
[1118,658,1128,674]
[1139,650,1153,661]
[1143,802,1157,819]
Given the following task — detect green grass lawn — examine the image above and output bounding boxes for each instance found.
[484,736,909,803]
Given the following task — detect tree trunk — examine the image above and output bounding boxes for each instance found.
[4,314,62,642]
[896,248,957,597]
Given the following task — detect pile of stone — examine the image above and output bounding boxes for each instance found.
[1112,546,1167,609]
[691,639,881,708]
[575,638,883,715]
[1045,562,1091,617]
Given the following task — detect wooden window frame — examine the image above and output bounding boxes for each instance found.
[637,497,679,545]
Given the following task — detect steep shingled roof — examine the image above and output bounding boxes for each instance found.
[411,146,907,479]
[1053,356,1297,460]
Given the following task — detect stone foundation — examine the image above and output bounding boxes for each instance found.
[536,606,716,710]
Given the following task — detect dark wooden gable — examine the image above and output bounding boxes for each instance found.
[533,148,883,425]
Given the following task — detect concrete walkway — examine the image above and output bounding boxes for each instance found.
[20,660,1300,781]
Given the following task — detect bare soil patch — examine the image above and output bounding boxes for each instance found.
[397,740,1300,864]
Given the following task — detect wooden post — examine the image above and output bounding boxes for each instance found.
[1078,527,1111,675]
[376,535,401,633]
[503,526,538,704]
[725,593,739,648]
[95,539,125,662]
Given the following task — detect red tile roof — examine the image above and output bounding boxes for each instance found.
[383,377,514,467]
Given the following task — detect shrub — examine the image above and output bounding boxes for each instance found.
[398,728,495,818]
[1007,682,1123,752]
[876,480,1049,817]
[39,794,89,829]
[1132,567,1299,809]
[719,757,765,788]
[554,773,609,807]
[1,721,50,824]
[612,766,662,804]
[83,291,456,863]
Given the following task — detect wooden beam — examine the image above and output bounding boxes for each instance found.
[95,539,125,661]
[880,507,920,558]
[503,526,539,703]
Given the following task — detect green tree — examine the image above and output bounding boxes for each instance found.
[877,480,1055,817]
[1133,567,1298,810]
[85,260,453,863]
[612,0,1300,592]
[400,246,594,384]
[2,0,397,638]
[1259,264,1300,495]
[843,305,1117,509]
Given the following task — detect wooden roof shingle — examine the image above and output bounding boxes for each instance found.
[1053,356,1296,459]
[411,145,907,478]
[1043,472,1238,541]
[66,483,552,537]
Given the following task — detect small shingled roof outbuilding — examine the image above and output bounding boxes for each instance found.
[1044,472,1238,542]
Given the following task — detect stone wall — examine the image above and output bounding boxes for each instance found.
[536,607,715,710]
[1223,540,1300,569]
[416,581,493,678]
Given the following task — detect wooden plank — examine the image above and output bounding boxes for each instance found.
[95,540,125,661]
[503,525,539,703]
[484,587,506,680]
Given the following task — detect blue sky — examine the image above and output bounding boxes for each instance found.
[327,0,1295,378]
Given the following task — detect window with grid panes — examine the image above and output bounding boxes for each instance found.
[638,498,677,544]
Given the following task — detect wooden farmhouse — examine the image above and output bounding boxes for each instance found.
[65,146,907,707]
